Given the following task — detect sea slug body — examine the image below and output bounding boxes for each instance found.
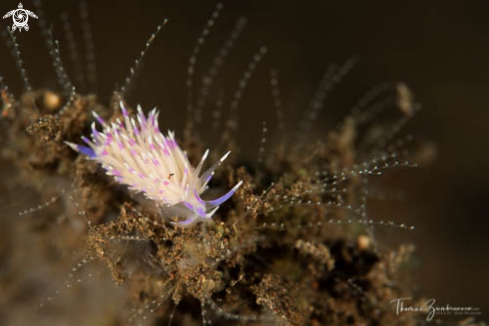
[66,101,242,225]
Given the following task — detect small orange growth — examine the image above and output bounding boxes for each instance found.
[1,89,13,117]
[357,235,371,251]
[43,91,62,111]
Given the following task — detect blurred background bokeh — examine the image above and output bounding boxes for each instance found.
[1,0,488,322]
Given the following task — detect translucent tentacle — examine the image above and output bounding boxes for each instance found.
[206,181,243,208]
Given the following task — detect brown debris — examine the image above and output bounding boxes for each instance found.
[0,81,430,326]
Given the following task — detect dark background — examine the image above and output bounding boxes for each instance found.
[1,0,488,321]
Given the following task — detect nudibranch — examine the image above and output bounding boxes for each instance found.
[66,101,242,226]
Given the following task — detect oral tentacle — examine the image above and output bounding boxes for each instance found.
[205,180,243,208]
